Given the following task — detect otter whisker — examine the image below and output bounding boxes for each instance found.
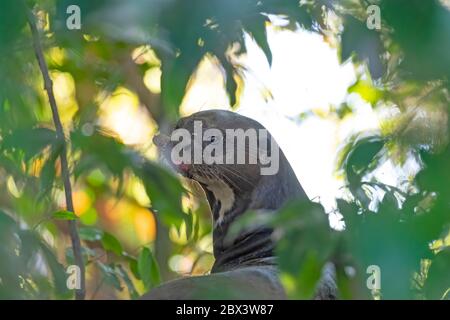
[219,166,255,187]
[218,171,243,192]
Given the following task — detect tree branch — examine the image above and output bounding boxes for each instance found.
[25,6,86,300]
[120,51,165,124]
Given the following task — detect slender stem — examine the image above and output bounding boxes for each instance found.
[25,6,85,299]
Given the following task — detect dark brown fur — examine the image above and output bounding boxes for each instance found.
[143,110,336,299]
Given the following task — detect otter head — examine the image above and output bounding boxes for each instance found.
[154,110,308,272]
[154,110,308,270]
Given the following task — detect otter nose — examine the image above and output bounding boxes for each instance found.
[178,163,190,173]
[153,134,170,148]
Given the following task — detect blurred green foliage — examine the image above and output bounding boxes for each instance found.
[0,0,449,299]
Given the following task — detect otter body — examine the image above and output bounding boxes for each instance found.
[143,110,336,300]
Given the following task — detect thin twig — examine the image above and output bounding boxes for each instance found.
[25,5,85,299]
[90,277,105,300]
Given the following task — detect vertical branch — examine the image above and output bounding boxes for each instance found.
[25,7,86,299]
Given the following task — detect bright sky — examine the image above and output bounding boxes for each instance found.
[179,24,381,228]
[99,23,419,229]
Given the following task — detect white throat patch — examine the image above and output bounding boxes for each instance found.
[197,177,235,227]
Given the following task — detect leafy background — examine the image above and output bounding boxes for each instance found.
[0,0,449,299]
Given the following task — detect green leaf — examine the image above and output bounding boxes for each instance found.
[38,146,60,198]
[128,257,141,280]
[217,54,238,107]
[0,0,26,51]
[116,264,139,299]
[138,247,161,291]
[1,127,59,161]
[380,0,450,81]
[79,227,103,241]
[271,200,337,298]
[340,15,384,79]
[136,161,186,227]
[97,262,122,291]
[38,238,71,296]
[424,249,450,299]
[71,129,130,178]
[0,209,17,231]
[260,0,315,30]
[101,232,123,256]
[72,130,186,228]
[53,210,78,220]
[348,79,383,105]
[18,230,70,297]
[336,198,360,229]
[160,50,204,119]
[295,251,324,299]
[65,246,95,265]
[337,134,385,187]
[244,14,272,65]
